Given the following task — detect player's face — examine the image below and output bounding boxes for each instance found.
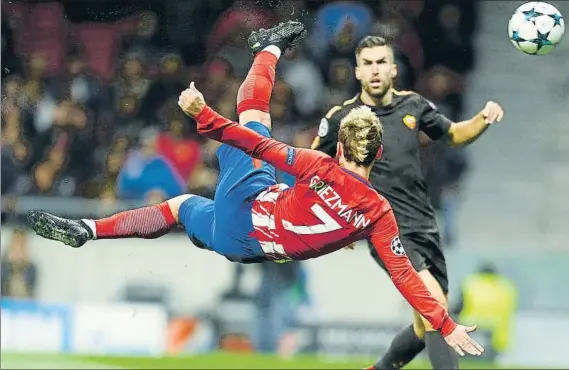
[355,46,397,98]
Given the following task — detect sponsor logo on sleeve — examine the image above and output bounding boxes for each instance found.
[286,147,296,166]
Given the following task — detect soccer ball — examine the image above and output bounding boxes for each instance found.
[508,1,565,55]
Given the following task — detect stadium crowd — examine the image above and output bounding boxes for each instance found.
[1,0,477,246]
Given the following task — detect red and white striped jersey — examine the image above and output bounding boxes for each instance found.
[250,163,396,262]
[195,105,456,337]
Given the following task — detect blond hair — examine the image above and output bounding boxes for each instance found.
[338,106,383,166]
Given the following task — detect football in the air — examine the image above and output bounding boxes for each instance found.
[508,1,565,55]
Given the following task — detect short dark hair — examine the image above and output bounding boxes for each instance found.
[355,36,391,59]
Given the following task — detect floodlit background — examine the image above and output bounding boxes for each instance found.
[1,0,569,368]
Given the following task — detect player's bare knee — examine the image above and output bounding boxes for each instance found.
[239,110,271,130]
[418,269,448,305]
[420,313,439,332]
[167,194,194,223]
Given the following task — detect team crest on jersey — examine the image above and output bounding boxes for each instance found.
[391,236,406,256]
[402,115,417,130]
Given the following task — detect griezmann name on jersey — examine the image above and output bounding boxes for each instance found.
[313,91,452,235]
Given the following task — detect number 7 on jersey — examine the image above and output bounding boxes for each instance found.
[282,204,342,235]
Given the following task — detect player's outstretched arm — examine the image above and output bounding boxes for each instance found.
[447,101,504,146]
[418,96,504,146]
[178,83,328,180]
[369,210,484,356]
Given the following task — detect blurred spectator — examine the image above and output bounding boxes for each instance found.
[1,229,37,298]
[1,99,34,151]
[84,149,125,199]
[454,263,518,361]
[156,103,203,182]
[308,1,374,70]
[279,47,325,118]
[46,50,106,114]
[117,128,186,200]
[111,55,151,126]
[323,58,357,109]
[21,51,49,112]
[23,157,75,198]
[30,100,95,191]
[140,53,187,124]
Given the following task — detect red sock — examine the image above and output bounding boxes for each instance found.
[237,51,278,114]
[94,202,176,239]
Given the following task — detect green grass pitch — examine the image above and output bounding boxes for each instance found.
[1,352,536,369]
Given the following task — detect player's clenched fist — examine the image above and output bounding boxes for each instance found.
[178,82,206,118]
[444,324,485,357]
[481,101,504,125]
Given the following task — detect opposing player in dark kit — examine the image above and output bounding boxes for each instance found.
[312,36,503,369]
[27,22,482,357]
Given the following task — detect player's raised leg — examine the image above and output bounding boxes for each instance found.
[201,21,308,263]
[236,21,307,129]
[27,194,214,250]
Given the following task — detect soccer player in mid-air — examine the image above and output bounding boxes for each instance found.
[27,21,483,357]
[312,36,504,369]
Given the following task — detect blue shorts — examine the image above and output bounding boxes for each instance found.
[178,122,277,263]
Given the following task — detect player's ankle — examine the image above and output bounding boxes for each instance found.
[262,45,282,59]
[80,219,97,239]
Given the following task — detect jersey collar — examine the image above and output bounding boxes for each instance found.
[341,168,374,189]
[358,91,397,111]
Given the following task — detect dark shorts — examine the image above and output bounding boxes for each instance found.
[369,231,449,294]
[178,121,278,263]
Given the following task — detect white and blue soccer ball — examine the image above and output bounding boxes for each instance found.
[508,1,565,55]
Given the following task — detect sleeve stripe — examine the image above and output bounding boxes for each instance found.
[342,95,359,106]
[324,94,359,119]
[325,106,342,119]
[392,89,416,96]
[311,136,321,150]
